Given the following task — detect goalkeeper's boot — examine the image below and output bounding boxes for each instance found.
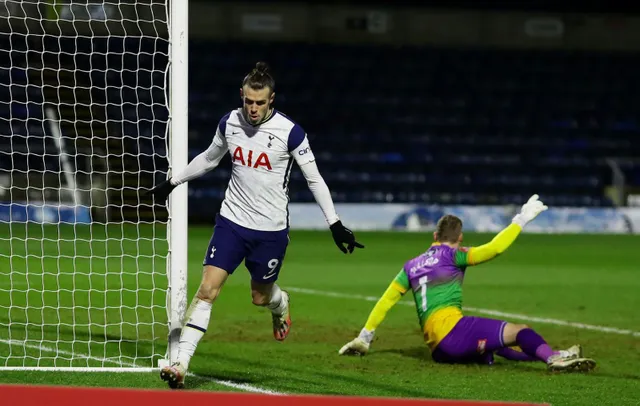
[272,290,291,341]
[560,344,582,359]
[160,361,186,389]
[547,354,595,373]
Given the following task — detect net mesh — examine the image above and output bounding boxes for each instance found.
[0,0,170,368]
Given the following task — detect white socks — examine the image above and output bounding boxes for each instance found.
[177,298,212,369]
[266,284,288,316]
[176,285,287,369]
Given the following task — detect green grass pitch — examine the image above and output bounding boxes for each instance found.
[0,224,639,405]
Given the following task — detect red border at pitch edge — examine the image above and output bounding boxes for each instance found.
[1,384,549,406]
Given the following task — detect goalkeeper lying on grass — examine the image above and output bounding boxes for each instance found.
[339,195,596,372]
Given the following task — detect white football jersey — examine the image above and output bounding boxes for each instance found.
[213,108,316,231]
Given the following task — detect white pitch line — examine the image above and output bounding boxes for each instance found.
[0,338,284,395]
[287,287,640,338]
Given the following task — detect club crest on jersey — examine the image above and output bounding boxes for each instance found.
[232,146,272,170]
[477,339,487,354]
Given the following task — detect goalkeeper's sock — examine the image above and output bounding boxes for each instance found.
[266,284,287,316]
[177,297,212,368]
[496,347,538,362]
[515,328,558,363]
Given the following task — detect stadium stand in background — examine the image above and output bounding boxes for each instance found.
[185,41,640,213]
[3,31,640,223]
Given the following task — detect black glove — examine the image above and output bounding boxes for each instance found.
[145,179,176,202]
[330,220,364,254]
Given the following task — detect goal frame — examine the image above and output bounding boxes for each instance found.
[0,0,189,373]
[164,0,189,371]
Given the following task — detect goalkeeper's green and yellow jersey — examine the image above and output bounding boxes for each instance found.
[393,243,468,349]
[365,223,523,350]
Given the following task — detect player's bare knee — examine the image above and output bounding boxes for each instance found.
[196,266,228,302]
[196,275,221,301]
[502,322,530,346]
[196,282,220,302]
[251,290,270,306]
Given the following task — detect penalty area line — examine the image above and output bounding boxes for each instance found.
[287,287,640,338]
[0,338,285,395]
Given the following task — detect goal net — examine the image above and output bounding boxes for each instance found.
[0,0,187,371]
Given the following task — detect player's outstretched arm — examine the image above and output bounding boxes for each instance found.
[339,271,409,356]
[146,133,228,202]
[461,194,548,266]
[291,135,364,254]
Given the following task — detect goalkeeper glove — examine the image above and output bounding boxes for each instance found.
[512,194,548,228]
[330,220,364,254]
[339,329,374,356]
[146,179,176,202]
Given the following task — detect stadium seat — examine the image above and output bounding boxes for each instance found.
[4,37,640,209]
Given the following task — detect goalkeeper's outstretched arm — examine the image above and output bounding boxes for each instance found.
[339,271,409,355]
[457,194,548,267]
[459,223,522,266]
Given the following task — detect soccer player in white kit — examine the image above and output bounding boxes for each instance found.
[148,62,364,388]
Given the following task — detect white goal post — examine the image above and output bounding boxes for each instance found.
[0,0,188,372]
[166,0,189,371]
